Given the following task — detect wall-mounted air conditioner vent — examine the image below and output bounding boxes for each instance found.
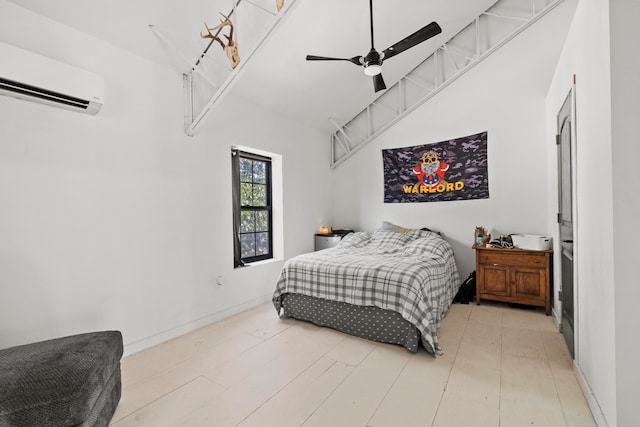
[0,42,104,115]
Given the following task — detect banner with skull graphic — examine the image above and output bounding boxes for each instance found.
[382,131,489,203]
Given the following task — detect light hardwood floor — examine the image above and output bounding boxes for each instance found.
[111,301,596,427]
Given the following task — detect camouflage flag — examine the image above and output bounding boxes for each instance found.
[382,131,489,203]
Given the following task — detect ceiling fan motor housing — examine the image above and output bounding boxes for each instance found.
[363,48,382,76]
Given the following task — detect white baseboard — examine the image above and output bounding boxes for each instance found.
[122,294,273,357]
[551,307,561,330]
[573,361,610,427]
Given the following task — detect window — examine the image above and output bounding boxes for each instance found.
[232,149,273,266]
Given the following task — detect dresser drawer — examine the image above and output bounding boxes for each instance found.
[478,252,546,268]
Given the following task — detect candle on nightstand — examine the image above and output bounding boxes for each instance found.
[318,225,331,235]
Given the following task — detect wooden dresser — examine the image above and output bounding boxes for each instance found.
[474,245,553,315]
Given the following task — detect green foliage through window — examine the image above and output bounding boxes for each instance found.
[233,150,272,265]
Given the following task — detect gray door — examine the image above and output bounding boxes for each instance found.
[557,89,574,358]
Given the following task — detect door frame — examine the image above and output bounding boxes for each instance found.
[556,79,579,359]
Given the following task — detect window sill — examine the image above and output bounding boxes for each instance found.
[236,257,284,269]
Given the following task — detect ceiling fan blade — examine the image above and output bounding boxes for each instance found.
[306,55,362,66]
[373,74,387,92]
[381,22,442,61]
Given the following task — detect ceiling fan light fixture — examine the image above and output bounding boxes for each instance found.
[364,64,382,76]
[363,48,382,76]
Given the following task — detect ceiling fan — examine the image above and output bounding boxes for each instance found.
[306,0,442,93]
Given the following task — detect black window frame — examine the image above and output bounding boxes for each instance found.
[232,149,273,267]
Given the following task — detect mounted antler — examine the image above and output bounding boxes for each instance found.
[200,13,240,69]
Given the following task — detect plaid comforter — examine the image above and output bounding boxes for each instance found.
[272,229,460,354]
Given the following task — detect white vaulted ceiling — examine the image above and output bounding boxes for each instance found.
[6,0,551,133]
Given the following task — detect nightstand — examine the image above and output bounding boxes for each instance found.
[314,234,342,251]
[474,245,553,315]
[314,229,354,251]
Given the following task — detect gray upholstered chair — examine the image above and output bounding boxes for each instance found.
[0,330,123,426]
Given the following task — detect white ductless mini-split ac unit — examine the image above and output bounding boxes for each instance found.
[0,41,104,115]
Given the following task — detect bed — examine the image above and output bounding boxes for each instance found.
[272,224,460,355]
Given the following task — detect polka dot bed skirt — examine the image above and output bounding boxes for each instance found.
[281,293,421,353]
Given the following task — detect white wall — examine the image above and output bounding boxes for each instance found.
[545,1,616,423]
[0,1,333,355]
[331,1,577,279]
[609,1,640,425]
[546,0,640,425]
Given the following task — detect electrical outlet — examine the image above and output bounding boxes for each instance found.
[216,275,224,286]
